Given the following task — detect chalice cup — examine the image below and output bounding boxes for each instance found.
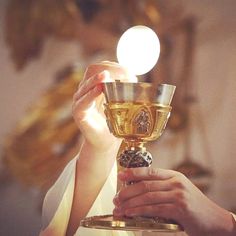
[81,81,182,232]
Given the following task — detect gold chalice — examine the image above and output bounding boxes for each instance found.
[81,81,182,232]
[81,25,182,232]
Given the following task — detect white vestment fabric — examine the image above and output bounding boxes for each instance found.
[39,156,187,236]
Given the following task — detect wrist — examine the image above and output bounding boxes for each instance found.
[225,211,236,236]
[80,140,121,167]
[77,139,121,178]
[82,138,122,158]
[212,209,236,236]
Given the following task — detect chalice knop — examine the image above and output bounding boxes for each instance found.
[81,81,182,232]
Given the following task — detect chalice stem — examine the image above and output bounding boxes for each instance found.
[116,140,152,192]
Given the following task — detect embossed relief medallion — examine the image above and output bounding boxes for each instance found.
[133,108,152,134]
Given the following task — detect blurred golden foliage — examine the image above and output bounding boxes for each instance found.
[3,67,82,191]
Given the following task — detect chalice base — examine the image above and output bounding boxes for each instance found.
[80,214,182,232]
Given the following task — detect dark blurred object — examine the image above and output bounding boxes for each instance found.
[75,0,102,22]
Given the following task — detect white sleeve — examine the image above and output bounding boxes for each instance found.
[39,156,135,236]
[232,213,236,222]
[39,157,77,236]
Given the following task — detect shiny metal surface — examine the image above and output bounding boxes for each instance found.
[80,81,180,233]
[81,215,182,232]
[102,82,175,105]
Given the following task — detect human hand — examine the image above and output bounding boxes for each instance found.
[113,167,236,236]
[72,61,136,152]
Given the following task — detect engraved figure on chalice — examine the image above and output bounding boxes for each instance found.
[134,109,151,134]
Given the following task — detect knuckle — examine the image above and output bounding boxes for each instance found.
[174,190,188,210]
[174,190,185,200]
[172,173,187,189]
[172,178,185,189]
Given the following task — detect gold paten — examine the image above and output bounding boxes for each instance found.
[81,215,182,232]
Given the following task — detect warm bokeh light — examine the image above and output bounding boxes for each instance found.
[117,25,160,75]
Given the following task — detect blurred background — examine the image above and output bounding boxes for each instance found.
[0,0,235,235]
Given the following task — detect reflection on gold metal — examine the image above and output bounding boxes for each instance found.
[104,102,171,141]
[104,101,171,173]
[81,82,182,232]
[81,215,182,232]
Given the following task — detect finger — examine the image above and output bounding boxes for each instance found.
[84,62,123,79]
[84,62,137,82]
[122,203,178,220]
[72,84,103,119]
[74,71,108,101]
[119,190,175,210]
[118,167,178,182]
[114,180,172,205]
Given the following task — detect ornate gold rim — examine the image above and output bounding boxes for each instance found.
[80,214,183,232]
